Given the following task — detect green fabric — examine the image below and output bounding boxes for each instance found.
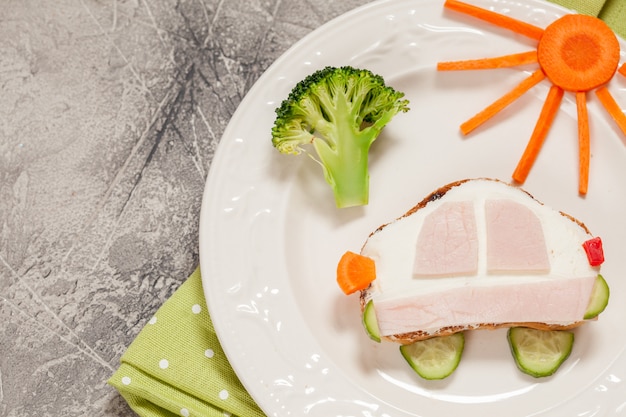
[547,0,606,17]
[108,268,265,417]
[109,2,626,416]
[599,0,626,39]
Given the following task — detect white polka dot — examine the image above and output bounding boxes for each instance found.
[192,304,202,314]
[180,408,190,417]
[223,412,231,417]
[219,389,229,400]
[121,376,131,385]
[159,359,169,369]
[204,349,215,358]
[148,316,157,325]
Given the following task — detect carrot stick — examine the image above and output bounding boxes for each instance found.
[336,251,376,295]
[619,63,626,78]
[576,92,590,195]
[461,69,546,135]
[512,85,564,184]
[537,14,619,92]
[438,50,538,71]
[444,0,544,41]
[596,86,626,136]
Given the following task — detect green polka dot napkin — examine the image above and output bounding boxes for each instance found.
[108,3,626,416]
[108,268,265,417]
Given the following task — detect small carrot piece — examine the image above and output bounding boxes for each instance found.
[461,69,545,135]
[619,63,626,78]
[596,86,626,136]
[512,85,564,184]
[537,14,620,92]
[444,0,544,41]
[438,50,538,71]
[336,251,376,295]
[576,91,590,195]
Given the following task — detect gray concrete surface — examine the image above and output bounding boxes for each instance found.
[0,0,371,415]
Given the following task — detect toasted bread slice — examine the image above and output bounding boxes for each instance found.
[357,178,605,344]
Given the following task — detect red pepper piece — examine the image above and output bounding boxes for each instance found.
[582,237,604,266]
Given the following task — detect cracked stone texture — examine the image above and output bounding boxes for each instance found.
[0,0,372,415]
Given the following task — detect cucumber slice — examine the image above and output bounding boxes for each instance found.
[362,299,381,342]
[507,327,574,378]
[584,274,609,319]
[399,332,465,380]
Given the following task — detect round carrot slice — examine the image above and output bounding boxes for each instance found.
[537,14,620,92]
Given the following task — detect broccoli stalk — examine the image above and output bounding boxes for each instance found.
[271,66,410,208]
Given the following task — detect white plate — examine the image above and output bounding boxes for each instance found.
[199,0,626,415]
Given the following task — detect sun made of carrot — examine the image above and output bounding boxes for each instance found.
[438,0,626,195]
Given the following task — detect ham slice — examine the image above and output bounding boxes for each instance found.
[374,276,596,336]
[413,201,478,276]
[485,199,550,273]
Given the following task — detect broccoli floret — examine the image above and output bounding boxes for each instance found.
[271,66,410,208]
